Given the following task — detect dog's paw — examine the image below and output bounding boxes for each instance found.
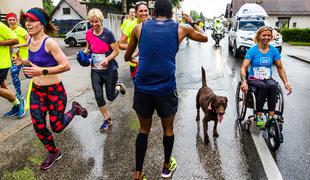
[213,132,219,137]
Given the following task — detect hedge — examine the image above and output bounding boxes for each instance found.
[280,28,310,42]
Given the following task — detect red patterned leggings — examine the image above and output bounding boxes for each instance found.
[30,82,77,154]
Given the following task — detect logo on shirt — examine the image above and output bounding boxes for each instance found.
[259,57,270,66]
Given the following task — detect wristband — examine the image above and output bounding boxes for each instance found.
[285,82,290,86]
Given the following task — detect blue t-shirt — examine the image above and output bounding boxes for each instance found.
[244,45,281,79]
[135,19,179,96]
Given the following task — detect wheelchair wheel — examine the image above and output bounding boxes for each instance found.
[266,118,282,151]
[235,82,247,121]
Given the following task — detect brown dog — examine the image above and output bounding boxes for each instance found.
[196,66,228,144]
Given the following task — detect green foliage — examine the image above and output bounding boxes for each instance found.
[190,10,199,21]
[43,0,55,15]
[2,167,36,180]
[280,28,310,42]
[199,12,205,21]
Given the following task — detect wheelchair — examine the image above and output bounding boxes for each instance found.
[235,79,284,151]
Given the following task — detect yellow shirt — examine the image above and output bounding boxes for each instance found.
[13,26,28,60]
[122,18,138,43]
[0,22,17,69]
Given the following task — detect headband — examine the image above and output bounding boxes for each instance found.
[23,8,47,26]
[6,13,17,20]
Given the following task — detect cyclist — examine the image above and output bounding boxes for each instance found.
[240,26,292,128]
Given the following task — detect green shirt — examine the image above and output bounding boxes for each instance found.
[0,22,17,69]
[122,18,138,43]
[13,26,28,60]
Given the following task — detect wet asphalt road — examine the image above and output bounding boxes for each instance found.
[1,31,310,179]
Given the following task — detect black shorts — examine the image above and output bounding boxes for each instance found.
[0,68,10,84]
[133,89,178,118]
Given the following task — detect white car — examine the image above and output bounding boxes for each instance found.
[228,18,282,57]
[228,3,282,57]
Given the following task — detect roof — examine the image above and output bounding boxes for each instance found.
[231,0,310,16]
[51,0,87,19]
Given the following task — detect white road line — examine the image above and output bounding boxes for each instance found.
[250,127,283,180]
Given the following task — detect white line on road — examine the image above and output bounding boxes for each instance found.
[250,127,283,180]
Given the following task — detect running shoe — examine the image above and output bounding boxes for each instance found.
[3,105,19,118]
[255,115,265,129]
[16,100,26,119]
[134,174,147,180]
[40,151,62,170]
[72,101,88,118]
[100,120,109,132]
[161,157,177,178]
[116,80,126,95]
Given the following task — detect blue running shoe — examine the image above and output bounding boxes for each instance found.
[16,101,25,119]
[161,157,177,178]
[3,105,19,118]
[100,120,109,132]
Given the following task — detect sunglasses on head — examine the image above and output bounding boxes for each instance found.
[135,1,147,5]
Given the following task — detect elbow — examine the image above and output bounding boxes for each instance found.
[203,36,208,42]
[63,63,71,72]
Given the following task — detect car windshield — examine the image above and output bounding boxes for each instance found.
[239,21,265,31]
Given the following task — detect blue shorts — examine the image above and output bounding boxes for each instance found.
[133,89,178,118]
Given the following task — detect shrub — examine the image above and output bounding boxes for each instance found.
[280,28,310,42]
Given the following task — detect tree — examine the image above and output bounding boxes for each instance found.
[42,0,55,15]
[190,10,199,21]
[199,12,205,22]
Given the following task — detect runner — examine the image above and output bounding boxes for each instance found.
[83,8,126,132]
[15,7,88,170]
[125,0,208,179]
[120,8,136,33]
[0,21,25,119]
[119,2,149,79]
[6,12,29,107]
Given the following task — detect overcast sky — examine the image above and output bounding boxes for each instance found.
[53,0,231,18]
[182,0,231,18]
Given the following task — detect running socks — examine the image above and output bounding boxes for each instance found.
[11,98,20,106]
[136,133,148,171]
[163,135,174,164]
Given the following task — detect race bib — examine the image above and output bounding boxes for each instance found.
[92,54,107,70]
[253,67,270,79]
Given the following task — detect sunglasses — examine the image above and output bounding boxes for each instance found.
[135,1,147,6]
[259,26,273,31]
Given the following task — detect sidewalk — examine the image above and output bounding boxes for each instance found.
[282,43,310,63]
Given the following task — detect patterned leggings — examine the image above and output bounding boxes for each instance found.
[10,63,22,98]
[30,82,77,154]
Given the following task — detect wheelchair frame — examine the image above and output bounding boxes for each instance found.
[235,80,285,151]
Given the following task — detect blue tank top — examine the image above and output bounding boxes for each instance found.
[28,37,58,67]
[134,19,179,96]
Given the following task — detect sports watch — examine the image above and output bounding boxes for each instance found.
[42,68,48,76]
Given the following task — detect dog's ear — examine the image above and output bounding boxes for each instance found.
[225,97,228,103]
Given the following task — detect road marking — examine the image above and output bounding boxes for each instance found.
[250,127,283,180]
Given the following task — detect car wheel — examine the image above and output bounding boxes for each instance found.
[233,43,239,58]
[68,38,77,47]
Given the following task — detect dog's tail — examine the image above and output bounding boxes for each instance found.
[201,66,207,87]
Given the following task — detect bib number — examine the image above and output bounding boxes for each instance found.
[92,54,106,70]
[253,67,270,79]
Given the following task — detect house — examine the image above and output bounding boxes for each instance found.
[0,0,43,22]
[226,0,310,29]
[51,0,88,34]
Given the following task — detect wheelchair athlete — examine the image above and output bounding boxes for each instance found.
[240,26,292,128]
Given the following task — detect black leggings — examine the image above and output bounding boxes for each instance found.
[30,82,77,154]
[248,78,278,112]
[91,69,119,107]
